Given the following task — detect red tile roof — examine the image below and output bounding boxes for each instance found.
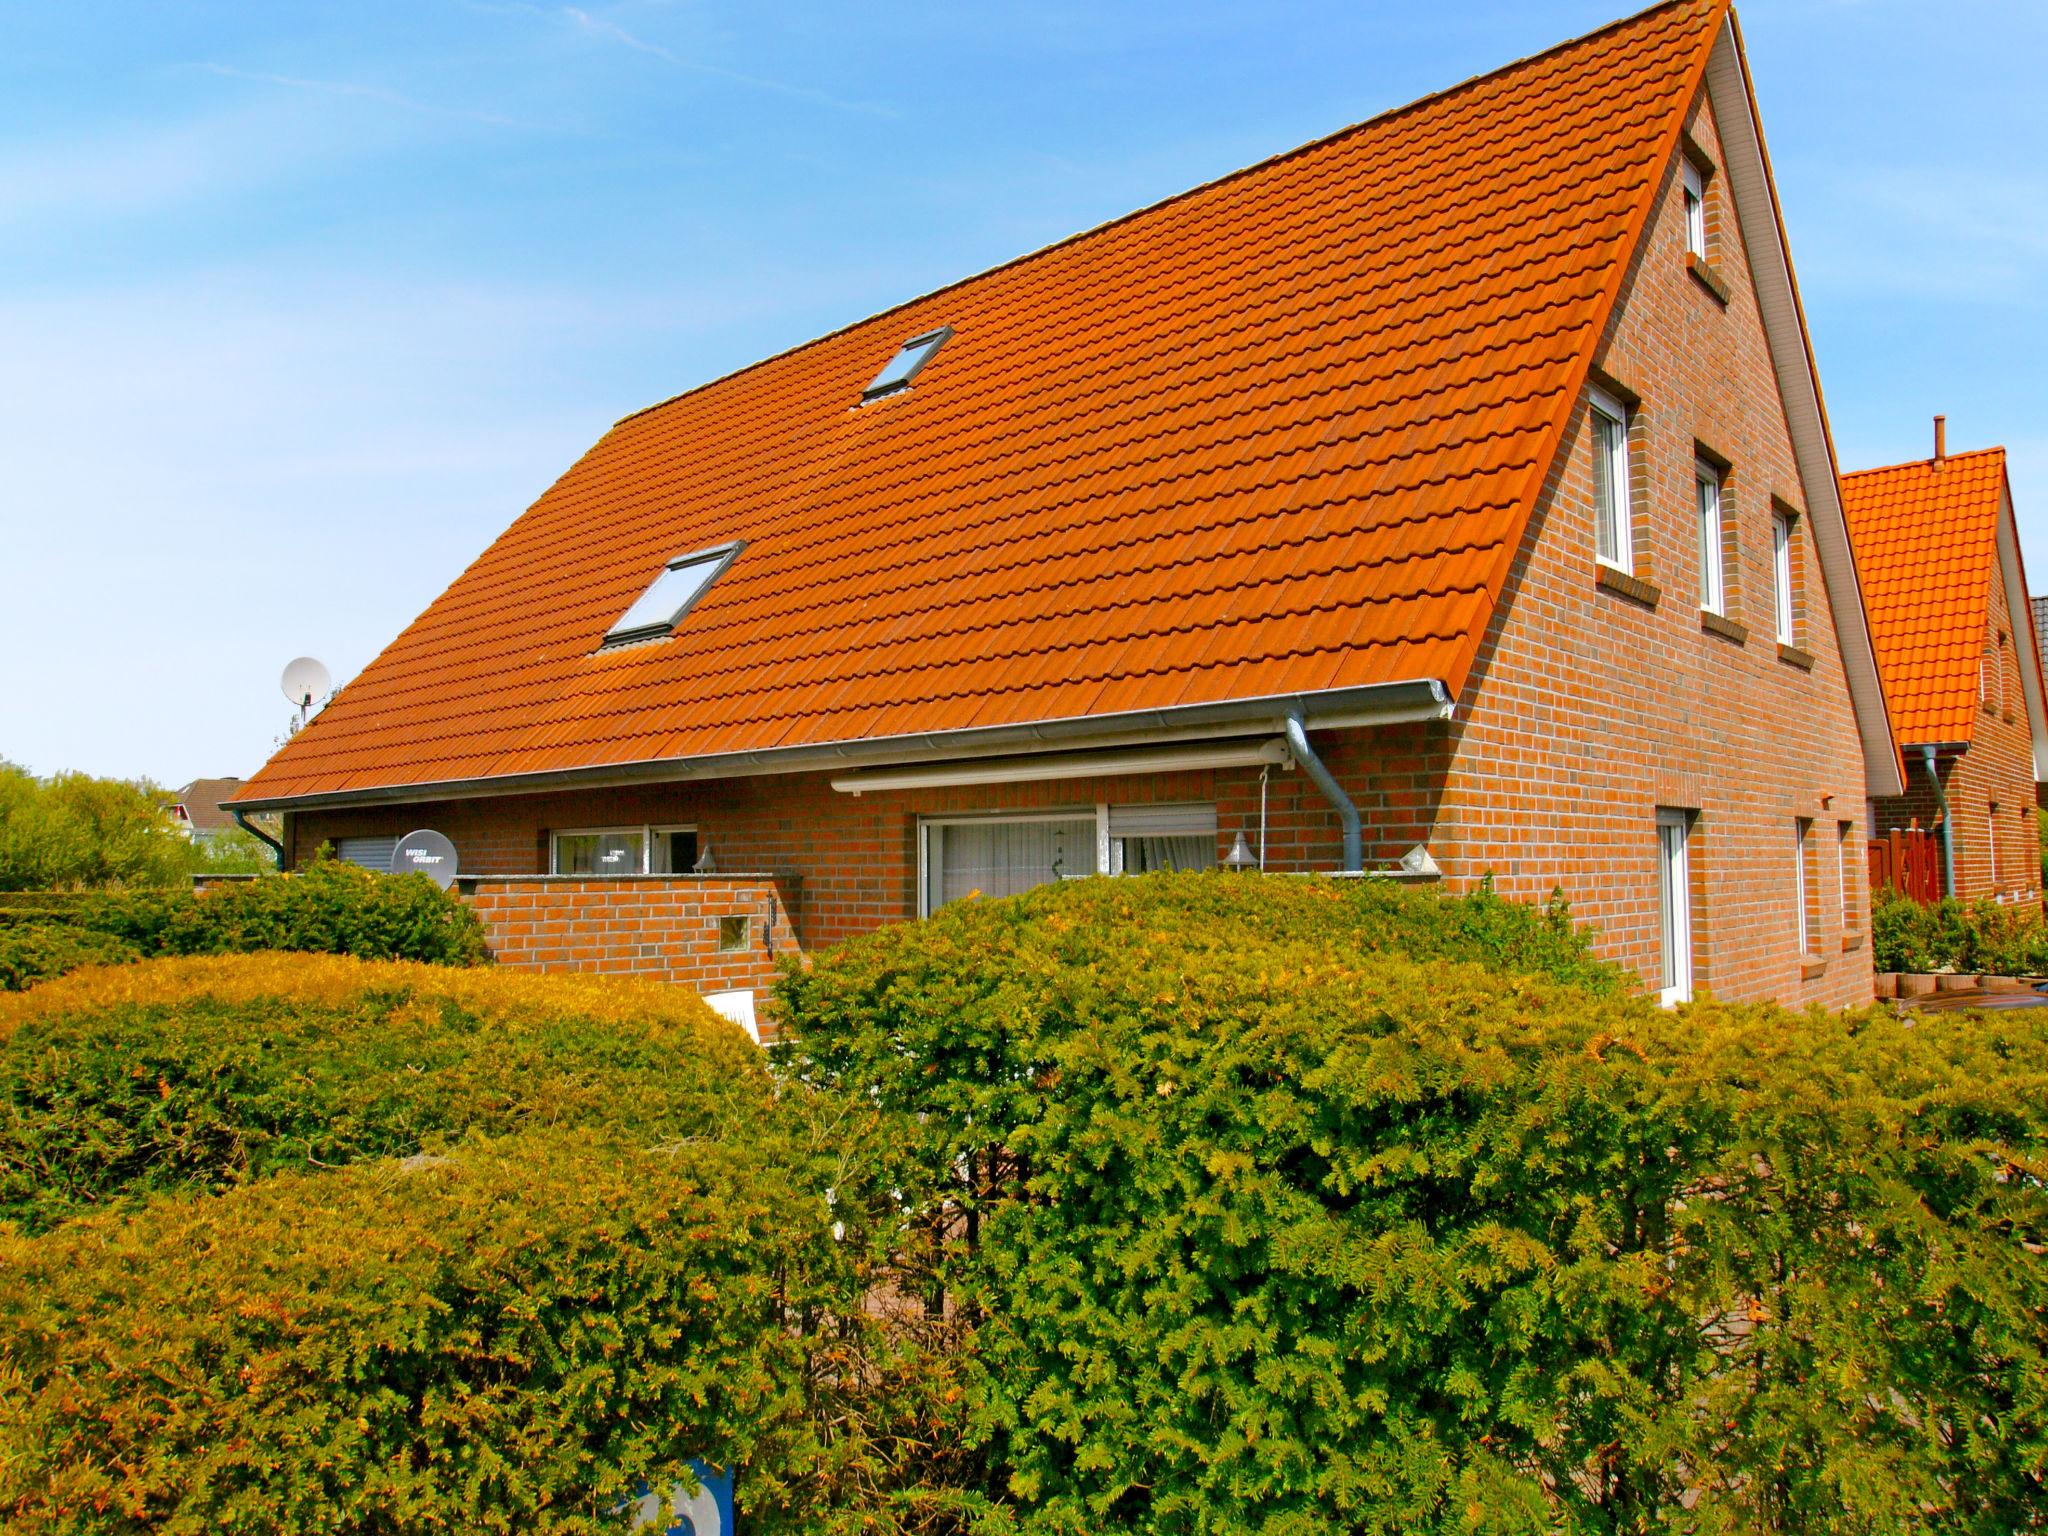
[239,0,1728,806]
[1839,448,2009,746]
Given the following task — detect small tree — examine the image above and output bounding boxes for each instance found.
[0,761,190,891]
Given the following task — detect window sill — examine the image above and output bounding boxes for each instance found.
[1595,563,1660,608]
[1841,930,1865,954]
[1686,252,1731,305]
[1700,609,1748,644]
[1800,956,1828,981]
[1777,642,1815,671]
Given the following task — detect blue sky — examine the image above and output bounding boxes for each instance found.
[2,1,2043,786]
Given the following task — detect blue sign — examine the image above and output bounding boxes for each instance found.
[624,1462,733,1536]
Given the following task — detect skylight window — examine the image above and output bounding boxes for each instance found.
[602,544,739,647]
[862,326,953,401]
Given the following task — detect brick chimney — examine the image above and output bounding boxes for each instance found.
[1934,413,1947,464]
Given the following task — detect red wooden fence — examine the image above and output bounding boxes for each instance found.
[1868,827,1941,904]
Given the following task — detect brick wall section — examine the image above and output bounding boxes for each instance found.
[1870,543,2041,902]
[458,875,801,998]
[1411,86,1874,1008]
[281,90,1879,1008]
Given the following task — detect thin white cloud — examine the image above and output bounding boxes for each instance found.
[554,4,900,119]
[189,62,532,132]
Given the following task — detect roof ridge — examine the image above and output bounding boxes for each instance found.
[1841,444,2007,481]
[613,0,1706,430]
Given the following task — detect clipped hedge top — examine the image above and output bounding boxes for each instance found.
[0,953,765,1234]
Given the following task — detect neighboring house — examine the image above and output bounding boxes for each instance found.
[170,777,276,842]
[232,0,1899,1011]
[1842,429,2048,901]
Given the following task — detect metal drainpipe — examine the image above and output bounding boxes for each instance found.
[1920,743,1955,898]
[1283,712,1361,873]
[231,808,287,872]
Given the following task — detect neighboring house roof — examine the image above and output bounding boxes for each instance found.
[1841,446,2048,778]
[174,777,250,834]
[235,0,1898,810]
[1840,448,2020,747]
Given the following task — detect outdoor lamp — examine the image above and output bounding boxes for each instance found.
[1223,831,1258,871]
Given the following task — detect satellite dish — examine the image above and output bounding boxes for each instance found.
[280,656,332,710]
[391,829,459,889]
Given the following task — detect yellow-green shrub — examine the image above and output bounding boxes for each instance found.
[0,1131,828,1535]
[0,954,766,1233]
[0,921,139,991]
[0,954,968,1534]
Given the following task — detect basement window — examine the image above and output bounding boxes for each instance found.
[862,326,953,401]
[603,544,739,647]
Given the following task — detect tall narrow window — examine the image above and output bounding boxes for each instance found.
[1772,512,1796,645]
[1696,459,1725,614]
[1656,808,1692,1007]
[1794,818,1814,955]
[1990,800,2001,887]
[1590,388,1632,573]
[1837,820,1856,939]
[1681,159,1707,258]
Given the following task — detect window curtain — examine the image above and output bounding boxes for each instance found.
[1117,834,1212,873]
[929,818,1097,911]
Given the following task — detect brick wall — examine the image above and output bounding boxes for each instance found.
[280,89,1880,1009]
[458,874,801,1020]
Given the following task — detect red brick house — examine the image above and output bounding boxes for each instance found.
[1842,430,2047,902]
[233,0,1899,1013]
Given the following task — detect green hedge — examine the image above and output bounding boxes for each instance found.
[0,859,487,989]
[776,872,2048,1533]
[1873,888,2048,974]
[0,954,768,1234]
[0,955,961,1534]
[0,922,140,992]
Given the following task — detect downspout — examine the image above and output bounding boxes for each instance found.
[1920,744,1954,898]
[231,808,287,872]
[1283,713,1361,873]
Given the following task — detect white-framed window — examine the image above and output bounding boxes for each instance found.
[1989,801,2001,886]
[1681,158,1707,259]
[1656,808,1692,1007]
[1590,387,1633,573]
[1772,511,1796,644]
[1794,817,1813,955]
[919,813,1099,917]
[1836,820,1854,937]
[917,802,1220,917]
[550,823,698,875]
[1696,458,1725,614]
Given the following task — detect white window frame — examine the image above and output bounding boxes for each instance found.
[916,810,1101,919]
[1772,512,1796,645]
[1590,386,1633,574]
[1794,818,1812,956]
[1836,820,1852,937]
[1681,159,1707,258]
[1696,458,1725,615]
[550,822,698,876]
[1989,802,2000,887]
[1656,808,1692,1007]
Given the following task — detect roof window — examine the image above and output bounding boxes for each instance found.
[602,543,740,647]
[862,326,952,401]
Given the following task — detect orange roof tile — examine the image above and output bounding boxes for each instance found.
[1839,448,2009,747]
[238,0,1729,807]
